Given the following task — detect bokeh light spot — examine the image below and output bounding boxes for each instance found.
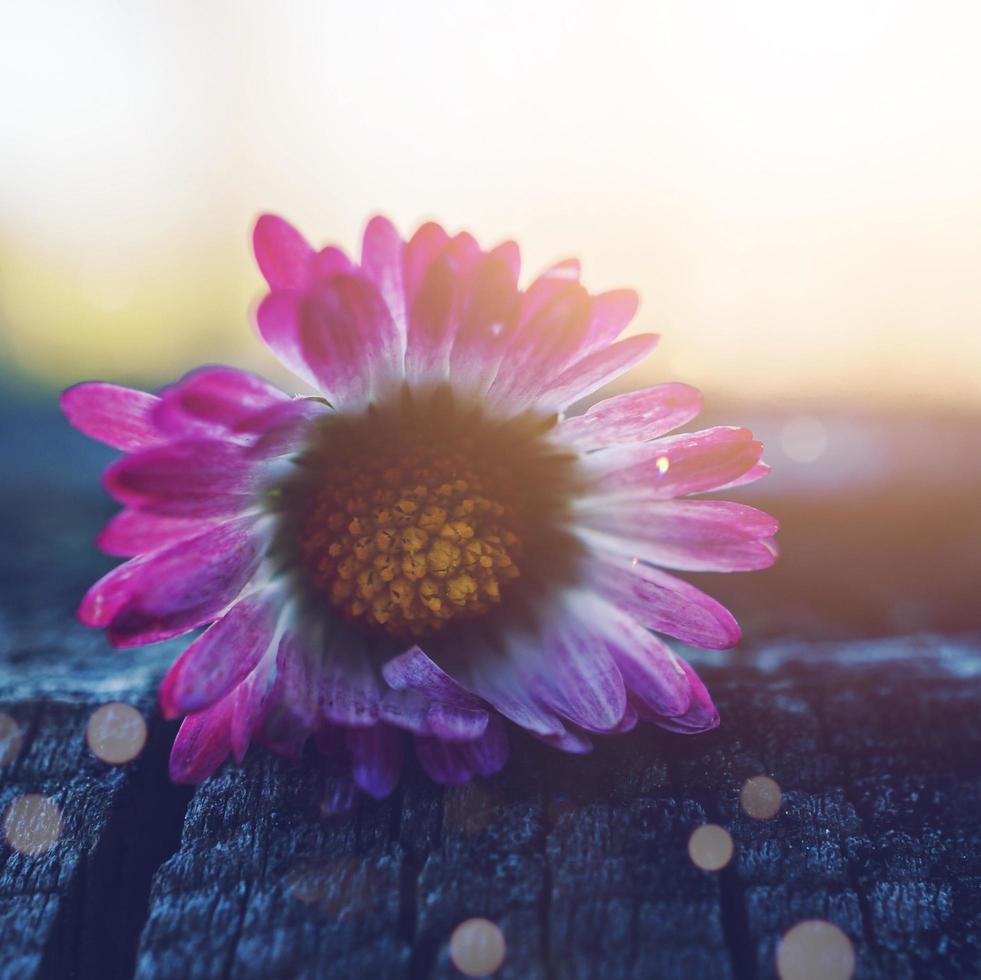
[740,775,783,820]
[0,713,24,766]
[449,917,507,977]
[780,416,828,464]
[688,823,734,871]
[3,794,63,855]
[776,919,856,980]
[86,702,147,765]
[655,455,670,476]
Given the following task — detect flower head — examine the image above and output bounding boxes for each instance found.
[62,214,777,804]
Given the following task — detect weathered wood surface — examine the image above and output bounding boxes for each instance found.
[2,402,980,979]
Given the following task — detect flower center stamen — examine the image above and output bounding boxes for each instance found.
[300,438,523,637]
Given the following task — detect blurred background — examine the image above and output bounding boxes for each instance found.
[1,0,980,641]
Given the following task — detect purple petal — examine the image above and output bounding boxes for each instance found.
[590,555,741,650]
[711,461,771,492]
[414,715,508,785]
[382,646,484,708]
[642,660,720,734]
[158,589,280,719]
[256,291,321,391]
[587,600,693,718]
[318,643,382,728]
[533,728,593,753]
[61,382,164,451]
[346,724,404,799]
[526,601,628,732]
[253,214,314,289]
[230,650,277,763]
[558,383,703,452]
[424,702,490,742]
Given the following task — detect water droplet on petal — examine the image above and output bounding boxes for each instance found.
[655,455,670,476]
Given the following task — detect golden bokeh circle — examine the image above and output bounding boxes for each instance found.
[3,794,63,856]
[776,919,855,980]
[0,713,24,766]
[86,702,147,765]
[740,775,783,820]
[687,823,734,872]
[449,917,507,977]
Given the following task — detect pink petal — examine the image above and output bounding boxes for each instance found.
[582,427,763,499]
[158,589,280,719]
[313,245,357,280]
[253,214,314,289]
[578,499,780,572]
[403,221,451,304]
[256,632,319,758]
[97,509,219,557]
[485,283,593,412]
[79,516,264,646]
[61,382,164,451]
[153,366,289,440]
[404,248,459,385]
[577,289,640,358]
[711,461,772,492]
[168,691,236,783]
[536,333,660,411]
[590,555,741,650]
[256,291,320,391]
[558,383,703,452]
[103,440,264,517]
[230,650,277,763]
[346,724,404,799]
[446,246,521,395]
[297,275,402,407]
[361,214,408,343]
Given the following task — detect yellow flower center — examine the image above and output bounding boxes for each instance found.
[299,429,527,638]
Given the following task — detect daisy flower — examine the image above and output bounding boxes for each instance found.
[62,215,777,805]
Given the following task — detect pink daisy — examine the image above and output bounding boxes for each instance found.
[62,214,777,805]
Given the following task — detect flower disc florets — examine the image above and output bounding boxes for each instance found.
[278,391,576,641]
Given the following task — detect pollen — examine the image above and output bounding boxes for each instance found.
[299,436,523,638]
